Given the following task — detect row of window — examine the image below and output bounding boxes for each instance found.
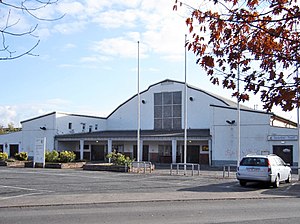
[68,123,99,132]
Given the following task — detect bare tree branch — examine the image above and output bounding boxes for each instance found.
[0,0,63,60]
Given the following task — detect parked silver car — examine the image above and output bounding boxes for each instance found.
[236,154,292,187]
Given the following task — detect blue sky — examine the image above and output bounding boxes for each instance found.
[0,0,298,127]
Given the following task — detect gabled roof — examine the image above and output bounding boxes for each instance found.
[107,78,253,118]
[21,111,105,124]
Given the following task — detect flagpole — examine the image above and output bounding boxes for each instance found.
[297,62,300,181]
[137,41,141,162]
[237,63,241,167]
[184,34,188,174]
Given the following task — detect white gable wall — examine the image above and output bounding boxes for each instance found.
[107,81,232,130]
[21,113,57,157]
[187,88,231,129]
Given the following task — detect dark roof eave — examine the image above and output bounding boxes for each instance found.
[55,129,211,140]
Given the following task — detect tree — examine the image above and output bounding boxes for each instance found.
[174,0,300,112]
[0,122,21,134]
[0,0,63,60]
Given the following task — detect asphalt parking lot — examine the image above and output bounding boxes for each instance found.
[0,167,299,208]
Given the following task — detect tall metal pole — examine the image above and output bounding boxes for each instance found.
[137,41,141,162]
[184,34,188,174]
[237,63,241,167]
[294,22,300,180]
[297,64,300,180]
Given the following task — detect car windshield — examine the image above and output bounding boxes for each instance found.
[240,157,268,167]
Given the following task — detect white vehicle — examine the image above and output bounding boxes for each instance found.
[236,154,292,187]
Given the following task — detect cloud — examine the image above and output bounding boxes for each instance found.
[92,36,143,58]
[54,21,87,34]
[80,55,111,63]
[92,9,139,29]
[0,99,73,127]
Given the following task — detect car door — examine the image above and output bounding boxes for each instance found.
[275,157,288,181]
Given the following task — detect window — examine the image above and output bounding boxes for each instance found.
[89,125,92,133]
[68,123,72,129]
[202,145,209,152]
[240,158,268,167]
[112,145,124,153]
[158,145,172,156]
[95,124,98,131]
[82,123,86,132]
[154,91,182,130]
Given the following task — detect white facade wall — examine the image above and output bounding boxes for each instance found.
[0,131,22,156]
[21,113,57,157]
[107,81,231,130]
[187,88,230,129]
[19,112,106,157]
[211,106,298,165]
[268,126,299,164]
[107,96,139,130]
[56,113,106,135]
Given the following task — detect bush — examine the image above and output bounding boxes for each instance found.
[0,152,8,161]
[14,152,28,161]
[45,150,59,162]
[106,150,134,166]
[59,151,76,163]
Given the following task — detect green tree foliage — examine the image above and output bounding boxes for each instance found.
[0,123,21,135]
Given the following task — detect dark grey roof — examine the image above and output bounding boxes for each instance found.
[55,129,211,140]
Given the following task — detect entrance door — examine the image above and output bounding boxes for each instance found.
[9,144,19,158]
[273,145,293,165]
[91,145,105,161]
[133,145,149,161]
[143,145,149,161]
[187,146,200,164]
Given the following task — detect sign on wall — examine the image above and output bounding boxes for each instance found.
[267,135,298,141]
[34,137,46,167]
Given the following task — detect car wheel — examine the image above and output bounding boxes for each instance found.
[239,180,246,186]
[285,173,292,183]
[273,175,280,188]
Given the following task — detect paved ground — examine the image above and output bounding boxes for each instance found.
[0,166,299,208]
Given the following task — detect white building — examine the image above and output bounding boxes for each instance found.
[0,79,298,166]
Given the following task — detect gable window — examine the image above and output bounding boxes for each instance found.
[95,124,98,131]
[154,91,182,130]
[68,123,72,129]
[81,123,86,132]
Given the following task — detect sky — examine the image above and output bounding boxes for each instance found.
[0,0,298,127]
